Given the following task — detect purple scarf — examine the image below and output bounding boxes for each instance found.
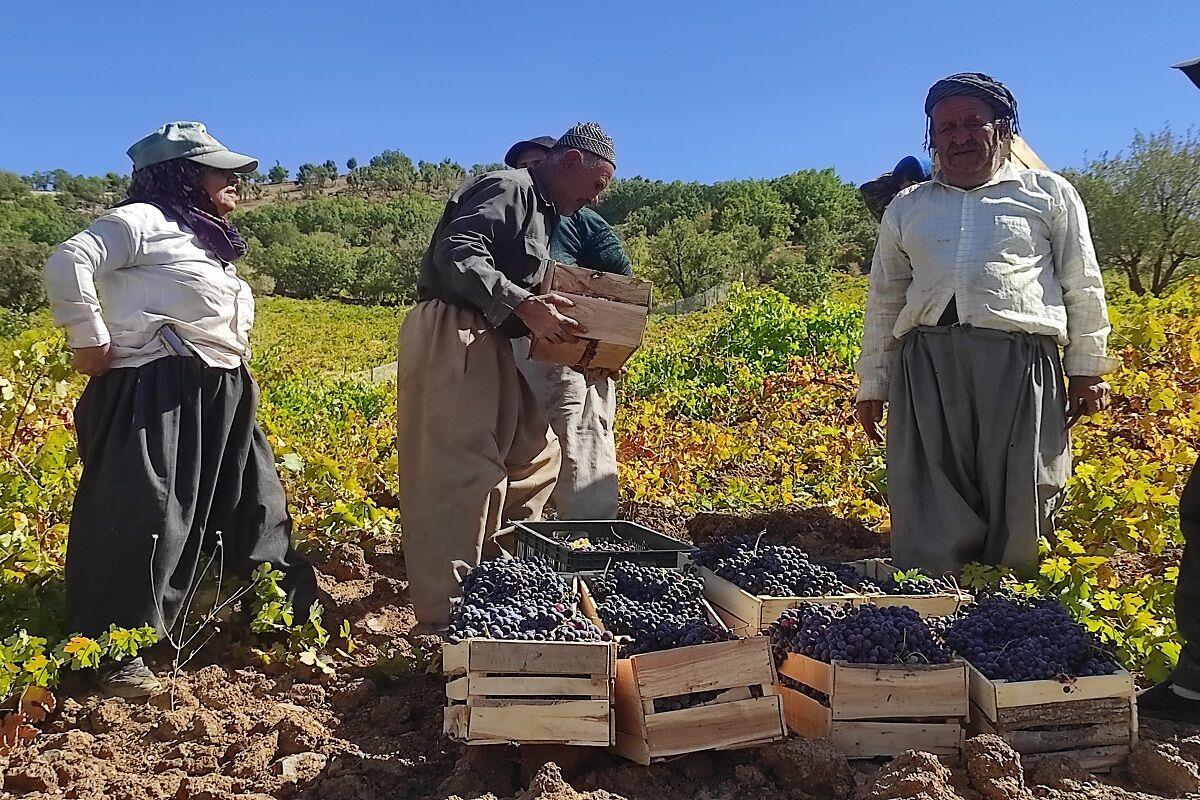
[120,158,248,262]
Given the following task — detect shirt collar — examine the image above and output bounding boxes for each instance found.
[527,168,557,213]
[931,159,1023,192]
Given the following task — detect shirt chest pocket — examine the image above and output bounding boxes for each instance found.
[991,214,1038,260]
[523,234,552,284]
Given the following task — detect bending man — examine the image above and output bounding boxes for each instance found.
[855,73,1118,576]
[398,123,617,632]
[505,135,631,520]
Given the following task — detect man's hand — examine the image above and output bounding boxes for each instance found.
[515,293,587,343]
[856,400,886,444]
[72,344,112,376]
[1066,375,1111,422]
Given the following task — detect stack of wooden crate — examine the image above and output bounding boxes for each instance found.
[966,665,1138,771]
[775,652,969,759]
[443,638,617,746]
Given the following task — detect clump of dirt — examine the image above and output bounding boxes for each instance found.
[687,507,888,561]
[863,749,964,800]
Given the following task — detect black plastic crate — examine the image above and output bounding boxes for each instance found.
[512,520,694,573]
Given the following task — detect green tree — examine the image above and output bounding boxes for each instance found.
[773,168,875,271]
[644,213,739,299]
[1065,127,1200,295]
[470,162,506,177]
[322,160,339,180]
[0,241,50,312]
[255,232,357,299]
[346,157,358,172]
[268,162,289,184]
[0,171,31,201]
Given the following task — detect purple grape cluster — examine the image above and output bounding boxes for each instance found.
[693,536,845,597]
[945,594,1118,681]
[448,558,611,643]
[591,565,734,656]
[769,603,951,666]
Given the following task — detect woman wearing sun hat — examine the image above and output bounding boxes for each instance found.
[44,122,317,697]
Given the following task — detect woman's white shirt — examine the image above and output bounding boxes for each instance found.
[44,202,254,370]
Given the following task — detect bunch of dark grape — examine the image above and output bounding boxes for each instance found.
[879,571,955,596]
[694,537,846,596]
[653,689,723,713]
[817,561,882,594]
[945,594,1118,681]
[769,603,951,666]
[448,558,611,643]
[777,674,829,704]
[591,565,733,656]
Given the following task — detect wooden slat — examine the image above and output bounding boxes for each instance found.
[588,341,639,371]
[710,603,756,638]
[993,696,1133,729]
[529,337,589,367]
[1009,136,1049,171]
[463,640,613,676]
[778,653,833,696]
[467,699,612,744]
[444,705,470,739]
[562,293,648,347]
[644,696,785,759]
[1020,745,1129,773]
[613,658,648,738]
[698,568,764,626]
[613,731,653,765]
[550,263,654,307]
[442,642,469,676]
[776,684,833,739]
[830,660,968,721]
[467,675,609,698]
[829,720,963,759]
[446,677,468,701]
[631,638,775,699]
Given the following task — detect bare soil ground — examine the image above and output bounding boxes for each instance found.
[2,508,1198,800]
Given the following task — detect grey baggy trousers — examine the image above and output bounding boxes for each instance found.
[512,337,620,520]
[887,325,1072,577]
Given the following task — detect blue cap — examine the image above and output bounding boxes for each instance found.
[892,155,932,185]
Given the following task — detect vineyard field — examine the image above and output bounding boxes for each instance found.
[0,278,1197,697]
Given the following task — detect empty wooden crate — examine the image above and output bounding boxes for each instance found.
[529,262,653,371]
[966,665,1137,772]
[775,653,968,759]
[612,637,786,764]
[443,638,617,746]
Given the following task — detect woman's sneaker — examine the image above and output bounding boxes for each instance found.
[96,657,162,698]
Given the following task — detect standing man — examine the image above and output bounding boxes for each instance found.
[504,135,631,520]
[855,73,1119,577]
[398,123,617,632]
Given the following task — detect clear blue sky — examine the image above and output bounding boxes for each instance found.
[3,0,1198,185]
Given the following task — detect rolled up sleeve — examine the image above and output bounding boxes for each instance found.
[44,216,136,348]
[856,211,912,401]
[431,177,536,327]
[1049,176,1121,376]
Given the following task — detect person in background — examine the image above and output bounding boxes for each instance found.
[503,135,631,520]
[859,155,933,223]
[855,73,1118,578]
[398,123,617,632]
[43,122,318,697]
[1137,56,1200,724]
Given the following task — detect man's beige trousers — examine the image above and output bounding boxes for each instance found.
[397,301,560,630]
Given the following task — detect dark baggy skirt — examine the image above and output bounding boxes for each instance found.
[65,355,317,638]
